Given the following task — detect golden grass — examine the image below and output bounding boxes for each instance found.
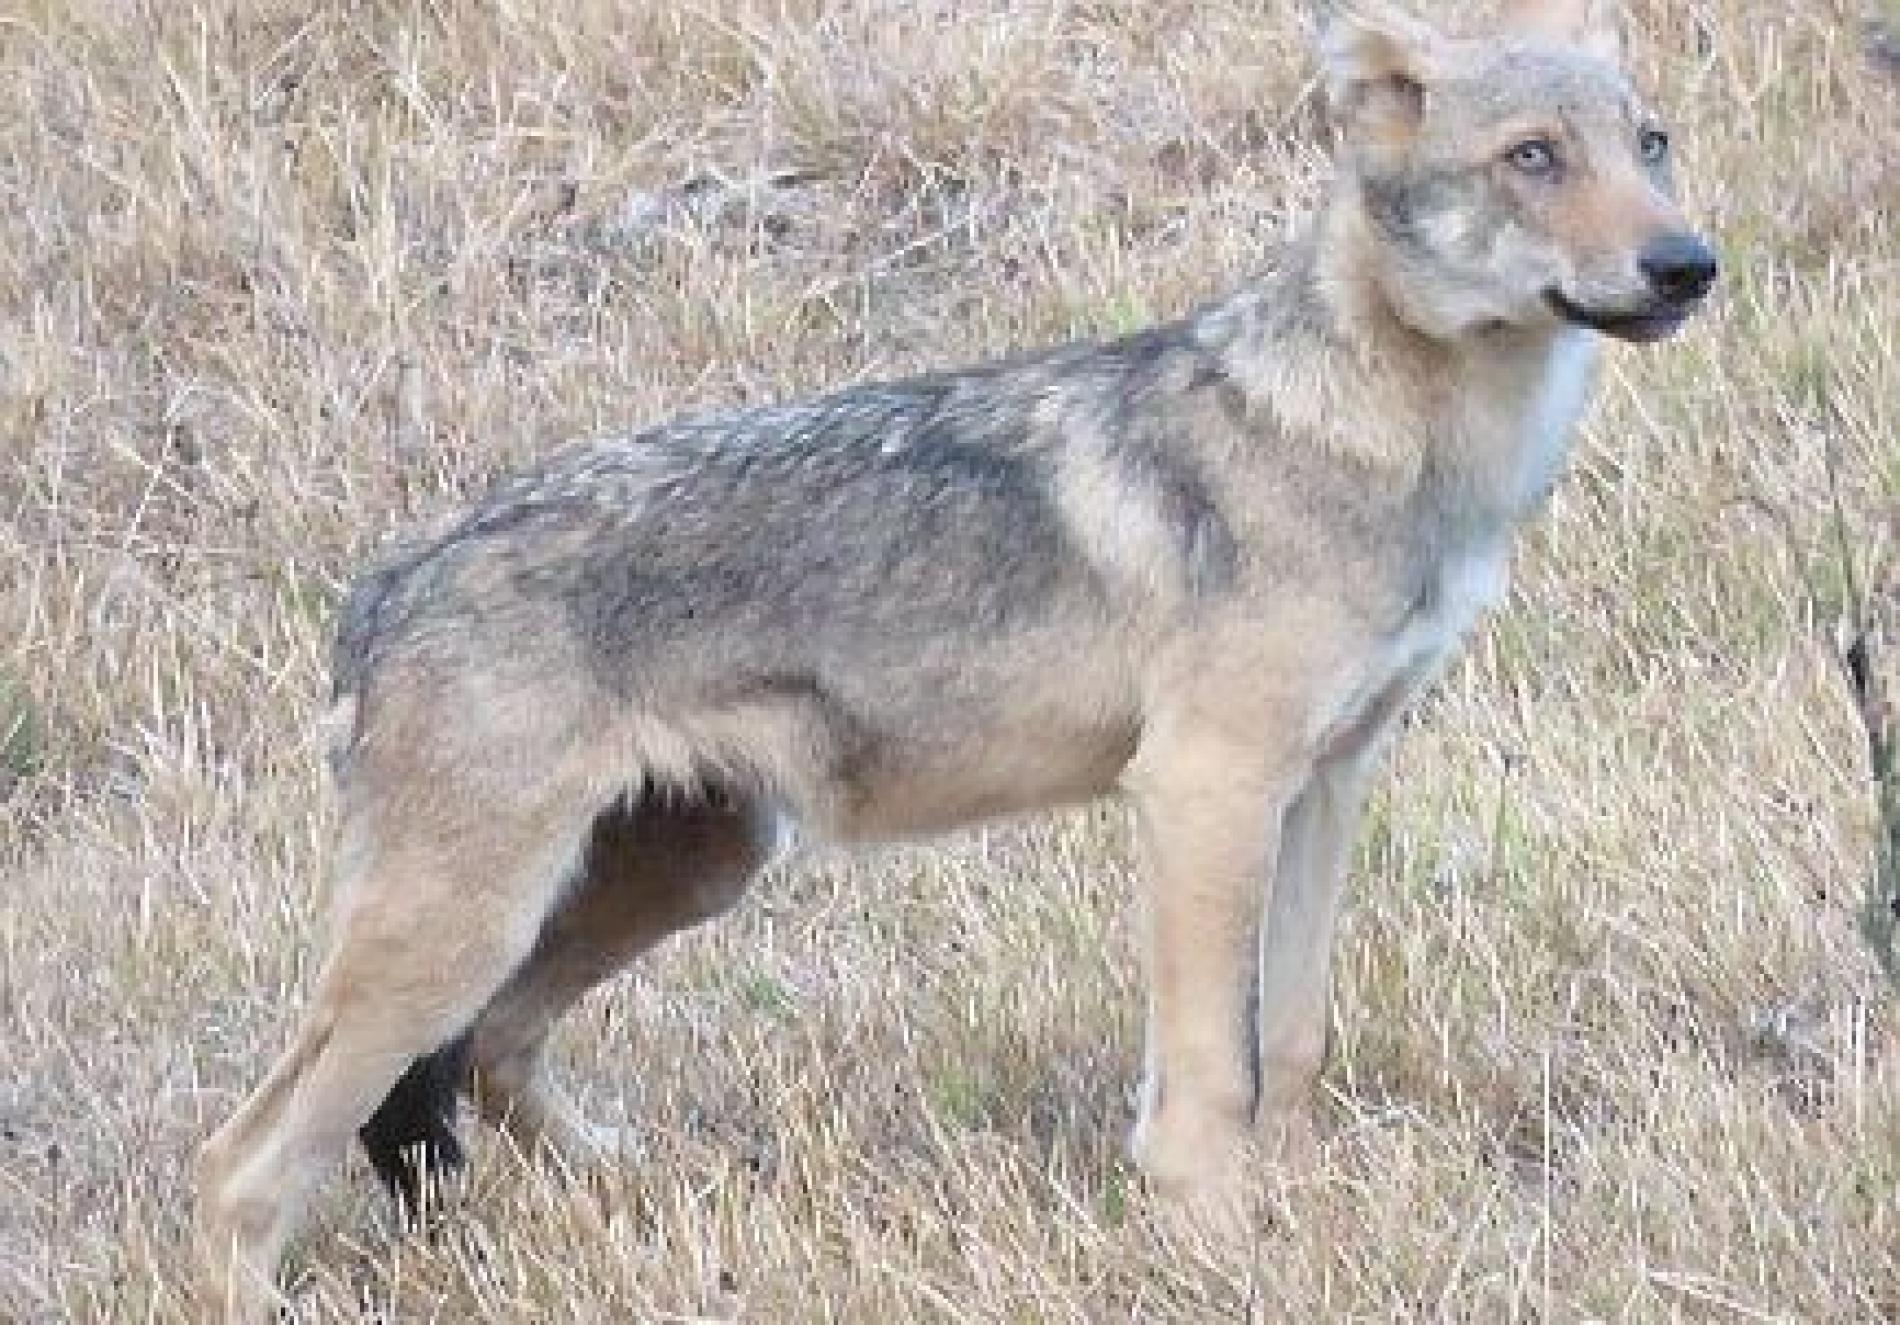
[3,0,1898,1318]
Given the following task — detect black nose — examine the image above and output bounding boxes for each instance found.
[1640,233,1718,304]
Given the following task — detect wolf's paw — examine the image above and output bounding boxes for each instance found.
[486,1093,643,1178]
[1131,1105,1259,1246]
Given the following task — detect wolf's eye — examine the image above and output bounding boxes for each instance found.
[1639,127,1670,163]
[1506,139,1559,175]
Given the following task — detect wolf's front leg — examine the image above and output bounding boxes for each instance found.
[1125,733,1298,1210]
[1254,747,1376,1170]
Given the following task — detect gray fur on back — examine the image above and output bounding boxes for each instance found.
[333,319,1241,715]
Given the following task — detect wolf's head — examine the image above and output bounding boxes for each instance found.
[1322,0,1716,342]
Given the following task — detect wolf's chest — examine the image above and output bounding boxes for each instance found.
[1321,334,1595,740]
[1318,540,1509,757]
[1385,541,1509,689]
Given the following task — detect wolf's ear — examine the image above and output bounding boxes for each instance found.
[1498,0,1623,65]
[1321,4,1446,146]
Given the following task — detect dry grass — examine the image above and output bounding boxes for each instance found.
[3,0,1898,1319]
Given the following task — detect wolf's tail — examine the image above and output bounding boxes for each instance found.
[357,1031,474,1211]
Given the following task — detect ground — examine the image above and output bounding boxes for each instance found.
[2,0,1898,1319]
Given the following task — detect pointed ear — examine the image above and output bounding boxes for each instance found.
[1321,4,1447,145]
[1498,0,1623,65]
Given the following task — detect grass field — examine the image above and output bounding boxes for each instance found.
[3,0,1898,1319]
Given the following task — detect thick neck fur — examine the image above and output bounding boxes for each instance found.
[1202,185,1601,535]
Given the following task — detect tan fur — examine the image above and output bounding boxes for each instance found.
[197,1,1715,1315]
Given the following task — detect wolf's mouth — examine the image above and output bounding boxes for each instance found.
[1544,290,1698,343]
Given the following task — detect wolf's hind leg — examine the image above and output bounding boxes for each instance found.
[195,791,591,1318]
[466,789,778,1164]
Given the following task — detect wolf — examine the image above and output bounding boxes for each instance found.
[196,0,1716,1311]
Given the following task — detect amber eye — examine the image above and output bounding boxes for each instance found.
[1506,138,1560,175]
[1639,126,1670,163]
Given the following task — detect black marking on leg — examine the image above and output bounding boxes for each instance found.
[1242,974,1262,1121]
[357,1030,474,1215]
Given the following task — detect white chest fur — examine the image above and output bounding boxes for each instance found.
[1389,538,1510,692]
[1317,538,1509,760]
[1507,328,1599,515]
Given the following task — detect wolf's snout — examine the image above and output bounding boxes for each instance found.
[1639,233,1718,305]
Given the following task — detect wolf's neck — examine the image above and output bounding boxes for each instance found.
[1435,325,1601,523]
[1252,197,1602,523]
